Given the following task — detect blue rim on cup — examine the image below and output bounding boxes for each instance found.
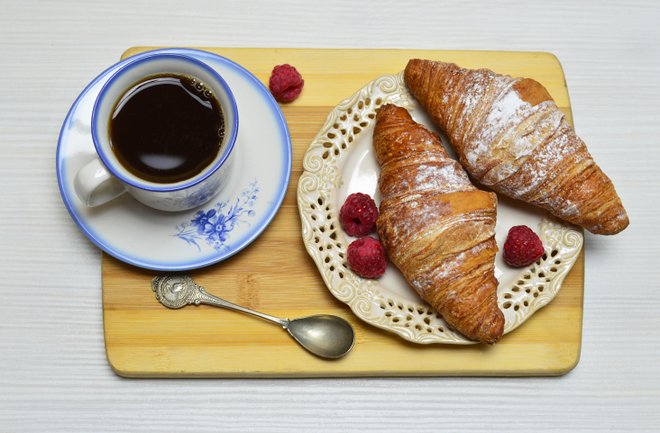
[92,54,238,192]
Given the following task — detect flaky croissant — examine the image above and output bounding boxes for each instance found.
[404,59,629,235]
[374,104,504,344]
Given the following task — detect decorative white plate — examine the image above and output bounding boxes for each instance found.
[57,48,291,271]
[297,72,583,344]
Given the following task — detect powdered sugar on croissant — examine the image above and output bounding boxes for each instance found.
[404,59,629,235]
[374,104,504,344]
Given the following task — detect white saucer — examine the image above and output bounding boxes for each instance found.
[57,48,292,271]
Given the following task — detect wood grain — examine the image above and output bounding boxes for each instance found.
[103,48,584,377]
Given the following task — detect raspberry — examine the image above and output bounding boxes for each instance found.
[268,64,304,103]
[503,225,545,268]
[339,193,379,237]
[347,237,387,279]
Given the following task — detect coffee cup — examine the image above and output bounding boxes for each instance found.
[74,53,238,212]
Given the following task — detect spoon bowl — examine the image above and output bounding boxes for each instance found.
[286,315,355,359]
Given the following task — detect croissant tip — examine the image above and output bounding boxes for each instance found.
[376,103,397,112]
[406,58,435,67]
[585,210,629,235]
[482,332,504,345]
[405,58,451,71]
[375,103,410,122]
[477,307,505,344]
[404,59,424,82]
[591,221,630,235]
[481,329,504,344]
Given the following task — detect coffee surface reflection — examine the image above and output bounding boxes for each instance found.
[109,73,225,184]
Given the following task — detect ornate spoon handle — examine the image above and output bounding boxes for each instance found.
[152,274,288,327]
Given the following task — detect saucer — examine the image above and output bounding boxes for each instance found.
[57,48,292,271]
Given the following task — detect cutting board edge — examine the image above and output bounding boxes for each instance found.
[105,353,582,378]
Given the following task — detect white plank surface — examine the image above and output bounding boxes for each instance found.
[1,0,659,431]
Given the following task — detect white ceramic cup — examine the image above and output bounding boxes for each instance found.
[74,53,239,212]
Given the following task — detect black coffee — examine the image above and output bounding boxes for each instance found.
[109,73,225,183]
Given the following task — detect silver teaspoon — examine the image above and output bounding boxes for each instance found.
[151,274,355,359]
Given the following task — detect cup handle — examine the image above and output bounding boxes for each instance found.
[73,158,127,207]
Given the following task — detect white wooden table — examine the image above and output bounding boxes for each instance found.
[1,1,658,431]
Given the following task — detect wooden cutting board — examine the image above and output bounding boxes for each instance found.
[103,47,584,377]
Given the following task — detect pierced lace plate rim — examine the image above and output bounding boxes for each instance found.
[297,72,583,345]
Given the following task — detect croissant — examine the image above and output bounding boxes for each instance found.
[404,59,629,235]
[374,104,504,344]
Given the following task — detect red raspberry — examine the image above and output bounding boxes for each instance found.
[347,237,387,279]
[339,193,379,237]
[268,64,304,103]
[503,225,545,267]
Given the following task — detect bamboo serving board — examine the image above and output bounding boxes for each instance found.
[103,47,584,377]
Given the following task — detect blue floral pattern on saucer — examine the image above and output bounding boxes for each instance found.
[174,180,259,251]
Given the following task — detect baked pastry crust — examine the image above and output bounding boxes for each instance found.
[374,104,504,344]
[404,59,629,235]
